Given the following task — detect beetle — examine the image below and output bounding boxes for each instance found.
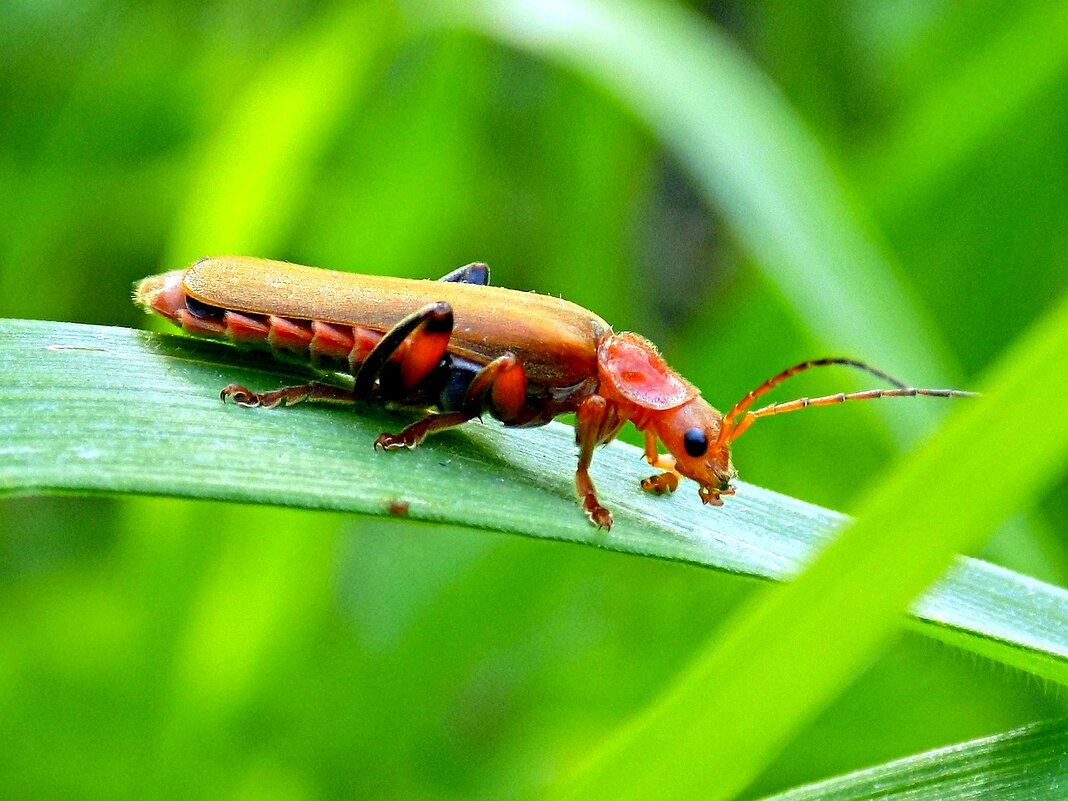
[135,256,975,529]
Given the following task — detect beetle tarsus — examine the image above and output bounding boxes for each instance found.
[640,472,679,495]
[698,485,726,506]
[582,496,613,530]
[374,432,413,451]
[640,435,681,495]
[374,411,473,452]
[221,381,354,408]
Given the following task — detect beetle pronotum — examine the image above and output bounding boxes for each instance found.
[136,256,975,529]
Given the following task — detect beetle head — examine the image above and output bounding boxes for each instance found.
[651,396,737,505]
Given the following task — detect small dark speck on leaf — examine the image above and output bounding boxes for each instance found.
[387,500,410,517]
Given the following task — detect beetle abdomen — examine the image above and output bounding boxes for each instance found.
[136,269,382,372]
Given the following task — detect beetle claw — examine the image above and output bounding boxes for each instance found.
[374,431,421,451]
[221,383,260,407]
[374,433,404,451]
[589,508,613,530]
[581,496,613,530]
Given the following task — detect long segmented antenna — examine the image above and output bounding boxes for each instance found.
[717,358,977,446]
[722,358,908,429]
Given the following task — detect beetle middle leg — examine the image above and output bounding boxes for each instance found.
[375,353,529,450]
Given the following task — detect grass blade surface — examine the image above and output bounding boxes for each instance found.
[1,318,1065,689]
[759,719,1068,801]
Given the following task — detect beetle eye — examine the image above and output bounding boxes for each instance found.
[683,427,708,457]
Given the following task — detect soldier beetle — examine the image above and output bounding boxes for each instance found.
[136,256,975,529]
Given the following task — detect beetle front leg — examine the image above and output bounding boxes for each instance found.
[639,432,681,495]
[575,395,613,530]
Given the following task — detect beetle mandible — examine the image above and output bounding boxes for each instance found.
[136,256,974,529]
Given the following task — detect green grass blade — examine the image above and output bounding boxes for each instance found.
[418,0,958,438]
[758,718,1068,801]
[1,318,1065,688]
[856,2,1068,220]
[166,1,396,264]
[545,293,1068,801]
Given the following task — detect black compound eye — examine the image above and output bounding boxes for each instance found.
[683,427,708,458]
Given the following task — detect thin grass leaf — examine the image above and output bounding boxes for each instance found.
[1,318,1065,688]
[855,2,1068,220]
[544,291,1068,801]
[166,1,396,264]
[758,718,1068,801]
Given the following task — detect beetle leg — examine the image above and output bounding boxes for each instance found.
[639,432,681,495]
[221,381,355,408]
[353,301,453,398]
[640,470,680,495]
[438,262,490,285]
[461,353,527,422]
[374,411,471,450]
[376,353,530,451]
[575,395,613,530]
[223,301,454,415]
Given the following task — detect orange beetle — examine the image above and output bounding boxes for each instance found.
[136,256,973,528]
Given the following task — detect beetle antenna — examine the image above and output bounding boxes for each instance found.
[717,358,977,446]
[722,358,907,428]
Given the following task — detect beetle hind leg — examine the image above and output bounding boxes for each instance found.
[221,381,355,408]
[354,302,453,398]
[221,300,455,415]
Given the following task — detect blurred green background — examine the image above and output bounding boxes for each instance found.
[2,1,1066,799]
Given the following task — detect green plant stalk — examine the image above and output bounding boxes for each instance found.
[548,291,1068,801]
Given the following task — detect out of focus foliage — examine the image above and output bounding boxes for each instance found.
[1,1,1066,799]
